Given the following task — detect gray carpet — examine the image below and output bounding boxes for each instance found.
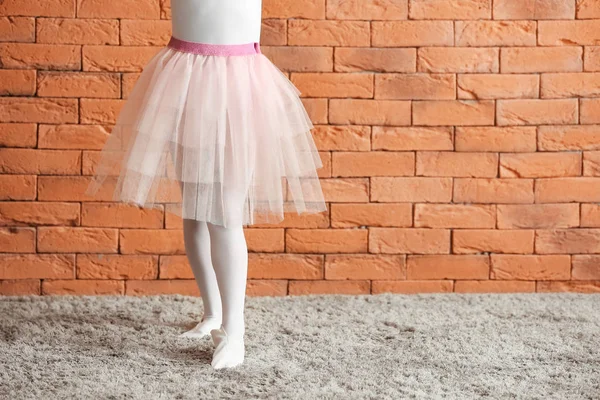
[1,293,599,399]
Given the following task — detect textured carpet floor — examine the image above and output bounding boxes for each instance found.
[1,293,599,399]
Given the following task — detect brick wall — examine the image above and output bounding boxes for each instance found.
[1,0,600,296]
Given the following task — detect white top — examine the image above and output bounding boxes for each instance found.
[170,0,262,45]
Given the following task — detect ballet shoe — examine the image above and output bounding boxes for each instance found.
[179,316,222,338]
[210,325,245,369]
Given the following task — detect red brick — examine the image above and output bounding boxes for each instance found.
[0,123,37,147]
[584,151,600,176]
[288,20,369,47]
[0,97,78,123]
[373,126,453,151]
[572,255,600,279]
[494,0,575,19]
[407,255,490,280]
[77,254,158,279]
[537,281,600,293]
[371,177,453,202]
[455,126,537,152]
[325,254,405,280]
[251,208,329,229]
[0,148,80,175]
[157,255,190,279]
[455,280,535,292]
[454,178,534,203]
[497,99,578,126]
[581,203,600,226]
[0,0,75,17]
[327,0,407,19]
[415,204,496,228]
[289,280,370,295]
[413,100,495,126]
[261,19,286,46]
[120,229,183,255]
[332,152,414,177]
[0,280,40,295]
[535,178,600,202]
[80,99,124,124]
[335,48,416,73]
[0,202,79,226]
[501,47,583,73]
[0,43,80,70]
[330,100,411,126]
[121,72,140,98]
[83,45,162,72]
[541,73,600,98]
[37,17,119,44]
[416,151,498,177]
[536,229,600,254]
[372,21,454,47]
[457,74,539,99]
[539,20,600,46]
[81,202,163,228]
[577,0,600,18]
[42,279,124,295]
[500,152,581,178]
[291,73,373,98]
[312,126,370,151]
[0,254,74,279]
[263,0,325,19]
[498,204,580,229]
[77,0,159,19]
[321,178,371,203]
[453,229,534,254]
[286,228,367,253]
[248,254,323,279]
[491,254,570,280]
[246,280,288,296]
[372,280,453,294]
[38,227,118,253]
[0,227,35,253]
[38,72,120,98]
[581,99,600,124]
[245,229,285,252]
[126,279,199,295]
[538,125,600,150]
[375,73,455,100]
[159,0,170,19]
[302,98,328,124]
[120,19,171,46]
[455,21,536,46]
[331,203,412,228]
[369,228,451,254]
[410,0,491,19]
[586,46,600,71]
[418,47,499,73]
[0,175,36,200]
[38,124,110,150]
[0,69,36,96]
[262,46,333,72]
[0,17,35,42]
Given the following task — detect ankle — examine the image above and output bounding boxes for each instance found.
[201,314,222,323]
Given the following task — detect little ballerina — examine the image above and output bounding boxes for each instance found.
[85,0,327,369]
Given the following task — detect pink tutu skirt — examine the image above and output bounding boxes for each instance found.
[85,36,327,227]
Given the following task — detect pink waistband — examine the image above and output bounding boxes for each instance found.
[167,36,261,56]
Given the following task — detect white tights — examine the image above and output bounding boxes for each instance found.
[182,218,248,339]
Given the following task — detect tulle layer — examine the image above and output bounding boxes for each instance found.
[84,45,327,227]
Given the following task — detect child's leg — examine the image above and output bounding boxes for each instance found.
[170,141,223,338]
[207,180,249,369]
[179,218,223,338]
